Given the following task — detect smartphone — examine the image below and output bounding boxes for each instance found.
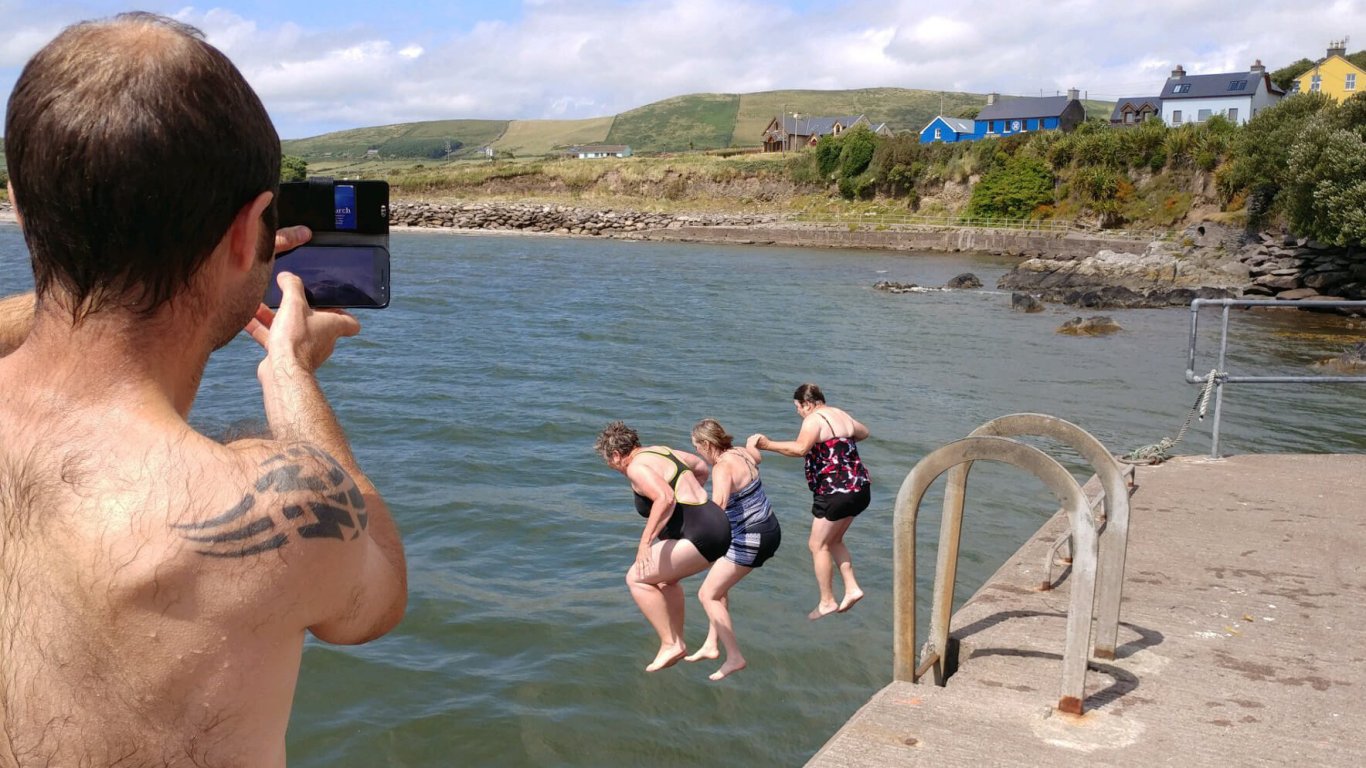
[269,178,391,308]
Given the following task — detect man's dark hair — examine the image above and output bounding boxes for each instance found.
[4,12,280,318]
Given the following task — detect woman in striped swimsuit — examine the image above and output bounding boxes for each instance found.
[751,383,870,620]
[686,418,782,681]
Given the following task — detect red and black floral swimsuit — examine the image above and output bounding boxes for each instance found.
[803,415,870,496]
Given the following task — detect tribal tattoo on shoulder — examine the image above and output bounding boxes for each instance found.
[173,444,368,558]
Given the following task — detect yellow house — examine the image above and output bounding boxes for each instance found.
[1291,41,1366,102]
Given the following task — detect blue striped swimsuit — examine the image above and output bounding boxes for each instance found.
[723,466,782,568]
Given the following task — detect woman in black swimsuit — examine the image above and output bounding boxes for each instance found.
[750,384,870,620]
[596,421,732,672]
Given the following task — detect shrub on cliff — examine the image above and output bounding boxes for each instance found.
[965,155,1054,220]
[1219,92,1334,221]
[1280,116,1366,246]
[281,155,308,183]
[838,126,877,178]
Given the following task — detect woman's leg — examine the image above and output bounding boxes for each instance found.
[828,517,863,612]
[684,594,723,662]
[626,538,711,671]
[808,517,842,619]
[696,560,754,680]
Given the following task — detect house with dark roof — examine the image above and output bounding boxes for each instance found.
[761,114,874,152]
[1110,97,1162,125]
[1159,61,1283,126]
[918,115,976,144]
[972,89,1086,139]
[1289,42,1366,102]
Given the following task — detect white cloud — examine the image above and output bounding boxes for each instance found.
[0,0,1363,138]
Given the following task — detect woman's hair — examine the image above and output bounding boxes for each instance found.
[793,383,826,405]
[690,418,733,452]
[595,420,640,462]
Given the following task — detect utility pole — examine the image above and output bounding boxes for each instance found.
[782,103,787,153]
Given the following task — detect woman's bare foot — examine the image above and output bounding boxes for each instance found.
[837,588,864,613]
[645,644,687,672]
[685,645,719,663]
[808,602,839,620]
[709,657,747,681]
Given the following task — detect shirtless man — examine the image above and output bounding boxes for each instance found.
[0,13,407,767]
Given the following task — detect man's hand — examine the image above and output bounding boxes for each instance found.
[244,226,359,374]
[274,225,311,256]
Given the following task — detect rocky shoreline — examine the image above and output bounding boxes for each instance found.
[4,199,1360,314]
[996,221,1364,311]
[389,200,776,236]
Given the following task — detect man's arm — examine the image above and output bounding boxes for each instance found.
[248,272,407,644]
[0,293,35,357]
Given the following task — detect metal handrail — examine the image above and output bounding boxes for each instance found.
[893,427,1107,715]
[958,415,1134,662]
[1186,298,1366,458]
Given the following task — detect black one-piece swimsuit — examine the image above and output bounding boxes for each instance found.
[631,449,732,562]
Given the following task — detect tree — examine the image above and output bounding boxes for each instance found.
[837,125,877,178]
[965,155,1054,220]
[1219,92,1334,220]
[1270,58,1315,91]
[281,154,308,182]
[1281,117,1366,245]
[814,134,841,177]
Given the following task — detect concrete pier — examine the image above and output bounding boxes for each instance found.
[809,453,1366,766]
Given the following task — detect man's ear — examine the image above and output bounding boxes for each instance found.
[5,182,21,230]
[226,190,275,274]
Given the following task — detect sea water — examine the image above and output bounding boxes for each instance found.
[2,224,1362,766]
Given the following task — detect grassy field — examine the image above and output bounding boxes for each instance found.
[279,88,1119,161]
[281,119,509,161]
[490,117,615,157]
[732,88,984,145]
[604,93,741,152]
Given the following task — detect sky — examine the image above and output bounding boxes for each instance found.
[0,0,1362,139]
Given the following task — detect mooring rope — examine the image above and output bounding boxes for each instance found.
[1119,369,1219,465]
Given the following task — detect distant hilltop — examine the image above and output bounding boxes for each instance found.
[280,88,1114,159]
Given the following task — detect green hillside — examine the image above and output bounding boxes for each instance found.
[606,93,740,152]
[491,117,615,156]
[281,119,508,160]
[733,88,982,145]
[277,89,1119,160]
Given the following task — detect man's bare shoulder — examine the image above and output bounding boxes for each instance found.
[172,438,370,562]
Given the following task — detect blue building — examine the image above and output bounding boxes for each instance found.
[918,89,1087,144]
[973,89,1085,139]
[919,115,976,143]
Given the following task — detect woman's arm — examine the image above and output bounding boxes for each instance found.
[626,459,676,574]
[849,416,870,442]
[752,415,824,457]
[674,448,711,486]
[710,459,735,510]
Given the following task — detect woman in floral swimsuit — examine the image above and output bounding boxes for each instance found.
[750,383,870,620]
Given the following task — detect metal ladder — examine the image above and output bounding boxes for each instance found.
[892,413,1134,715]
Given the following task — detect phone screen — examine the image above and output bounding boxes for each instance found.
[265,245,390,309]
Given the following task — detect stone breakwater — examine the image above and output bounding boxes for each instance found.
[389,201,775,236]
[999,222,1363,310]
[1238,232,1365,302]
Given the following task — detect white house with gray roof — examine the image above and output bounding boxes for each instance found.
[1159,61,1284,126]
